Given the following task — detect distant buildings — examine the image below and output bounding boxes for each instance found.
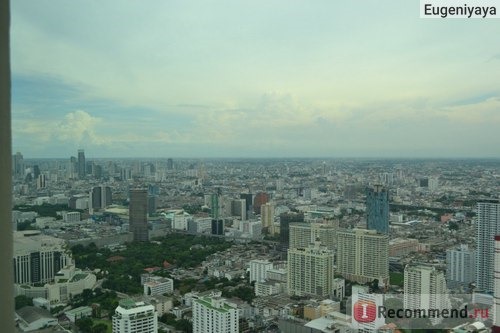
[476,201,500,293]
[287,240,335,297]
[13,151,24,179]
[289,222,337,251]
[129,189,149,242]
[366,185,389,234]
[336,228,389,285]
[279,212,304,248]
[260,202,275,234]
[192,291,239,333]
[211,219,224,235]
[446,244,476,289]
[253,192,269,214]
[89,186,112,212]
[112,299,158,333]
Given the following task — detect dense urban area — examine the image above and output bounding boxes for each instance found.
[11,151,500,333]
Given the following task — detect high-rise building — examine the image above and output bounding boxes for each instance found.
[36,174,46,189]
[112,299,158,333]
[493,236,500,332]
[129,189,149,242]
[89,186,112,211]
[404,264,449,325]
[336,228,389,285]
[13,151,24,179]
[253,192,269,214]
[240,193,253,215]
[476,201,500,293]
[166,158,174,170]
[231,199,247,220]
[211,219,224,235]
[192,291,239,333]
[249,259,273,283]
[446,244,476,289]
[289,222,338,251]
[280,212,304,247]
[366,185,389,234]
[260,202,275,234]
[77,149,86,179]
[13,231,73,285]
[287,240,335,297]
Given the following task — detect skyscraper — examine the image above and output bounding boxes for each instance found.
[253,192,269,214]
[77,149,86,179]
[336,228,389,285]
[89,186,112,211]
[260,202,275,234]
[366,185,389,234]
[289,222,338,251]
[129,189,149,242]
[287,239,335,297]
[476,200,500,292]
[279,211,304,247]
[192,291,239,333]
[446,244,476,289]
[12,151,24,179]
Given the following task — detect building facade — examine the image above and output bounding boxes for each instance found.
[192,291,239,333]
[476,201,500,293]
[446,244,476,289]
[112,299,158,333]
[366,185,389,234]
[129,189,149,242]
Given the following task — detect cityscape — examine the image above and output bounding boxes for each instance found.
[8,1,500,333]
[10,152,500,332]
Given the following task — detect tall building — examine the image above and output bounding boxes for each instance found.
[336,228,389,285]
[446,244,476,289]
[289,222,338,251]
[112,299,158,333]
[13,151,24,179]
[240,193,253,215]
[13,231,73,285]
[476,201,500,293]
[192,291,239,333]
[404,264,449,325]
[77,149,86,179]
[249,259,273,283]
[129,189,149,242]
[260,202,275,234]
[493,236,500,332]
[279,212,304,247]
[36,174,46,189]
[231,199,247,220]
[89,186,112,211]
[211,219,224,235]
[287,240,335,297]
[366,185,389,234]
[166,158,173,170]
[253,192,269,214]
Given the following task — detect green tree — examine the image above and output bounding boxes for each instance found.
[91,323,108,333]
[76,317,93,333]
[15,295,33,310]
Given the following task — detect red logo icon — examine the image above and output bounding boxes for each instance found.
[353,300,377,323]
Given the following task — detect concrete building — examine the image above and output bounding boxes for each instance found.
[260,202,275,234]
[77,149,85,179]
[287,240,335,297]
[89,186,112,211]
[13,231,72,285]
[336,228,389,285]
[476,201,500,293]
[289,222,337,251]
[129,188,149,242]
[446,244,476,289]
[15,306,57,332]
[192,291,239,333]
[112,299,158,333]
[366,185,389,234]
[404,264,449,325]
[142,276,174,296]
[249,259,273,283]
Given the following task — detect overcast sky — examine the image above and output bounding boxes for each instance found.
[10,1,500,158]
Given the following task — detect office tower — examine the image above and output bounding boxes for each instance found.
[129,189,149,242]
[13,232,73,285]
[289,222,337,251]
[476,201,500,293]
[249,259,273,283]
[260,202,275,234]
[366,185,389,234]
[89,186,112,211]
[166,158,174,170]
[112,299,158,333]
[287,240,335,297]
[253,192,269,214]
[192,291,239,333]
[336,228,389,285]
[36,174,46,189]
[493,236,500,333]
[279,212,304,247]
[13,151,24,179]
[240,193,253,215]
[33,165,40,179]
[211,192,221,219]
[77,149,86,179]
[231,199,247,220]
[148,195,157,216]
[446,244,476,289]
[211,219,224,235]
[404,264,449,325]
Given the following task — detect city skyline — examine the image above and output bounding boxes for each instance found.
[10,1,500,158]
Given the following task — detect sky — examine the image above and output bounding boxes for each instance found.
[10,1,500,158]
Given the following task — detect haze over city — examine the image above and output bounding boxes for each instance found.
[11,1,500,158]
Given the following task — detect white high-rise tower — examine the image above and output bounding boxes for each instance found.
[476,201,500,293]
